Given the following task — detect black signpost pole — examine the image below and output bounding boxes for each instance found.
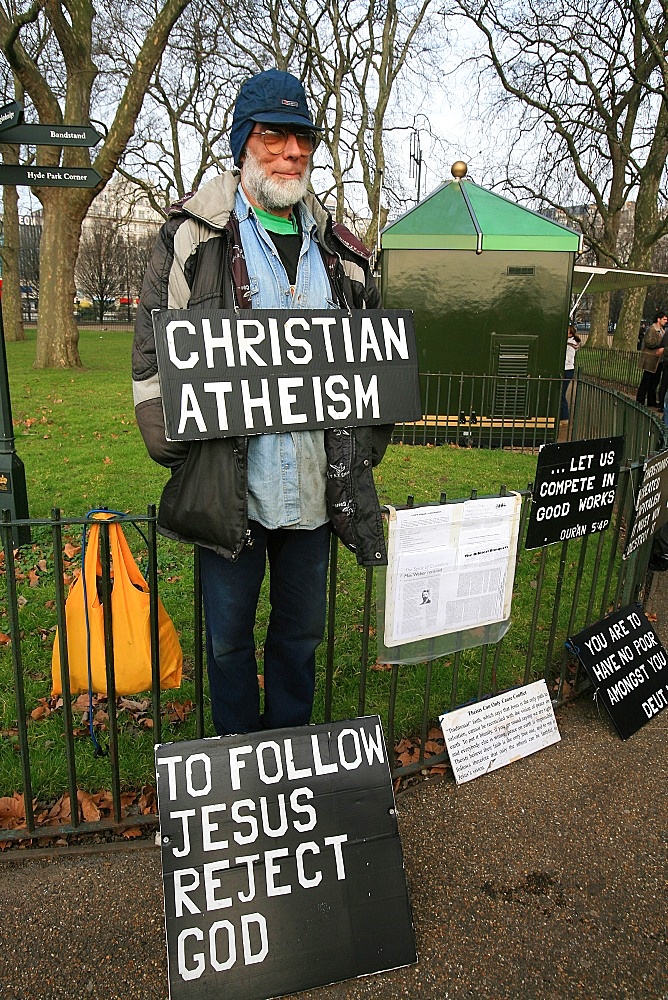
[0,101,102,545]
[0,303,30,545]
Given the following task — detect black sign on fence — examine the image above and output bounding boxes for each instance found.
[152,308,422,440]
[623,448,668,560]
[525,436,624,549]
[567,603,668,739]
[155,717,417,1000]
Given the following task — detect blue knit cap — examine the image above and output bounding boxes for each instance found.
[230,69,322,167]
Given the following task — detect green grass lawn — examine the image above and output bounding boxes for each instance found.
[1,329,614,799]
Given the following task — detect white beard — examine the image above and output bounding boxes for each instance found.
[241,146,311,212]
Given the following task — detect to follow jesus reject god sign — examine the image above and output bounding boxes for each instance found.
[152,308,422,440]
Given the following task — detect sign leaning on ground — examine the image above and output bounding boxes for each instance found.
[525,436,624,549]
[152,308,422,439]
[439,680,561,784]
[567,603,668,740]
[155,717,417,1000]
[623,448,668,560]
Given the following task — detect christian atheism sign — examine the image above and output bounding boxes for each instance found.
[152,308,422,440]
[155,718,417,1000]
[567,604,668,740]
[525,436,624,549]
[623,448,668,560]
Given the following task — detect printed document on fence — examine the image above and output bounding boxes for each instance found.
[383,495,521,646]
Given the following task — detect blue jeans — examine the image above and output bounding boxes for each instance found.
[561,369,574,420]
[199,521,331,735]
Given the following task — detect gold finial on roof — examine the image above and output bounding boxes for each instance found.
[451,161,468,179]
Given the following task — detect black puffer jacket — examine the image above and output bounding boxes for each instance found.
[132,171,391,565]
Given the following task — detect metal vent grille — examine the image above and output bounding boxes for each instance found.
[493,345,530,416]
[507,266,535,276]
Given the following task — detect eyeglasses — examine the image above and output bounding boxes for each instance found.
[250,127,317,155]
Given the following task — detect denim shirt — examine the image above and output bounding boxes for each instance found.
[236,186,335,529]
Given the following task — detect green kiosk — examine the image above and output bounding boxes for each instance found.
[380,162,582,445]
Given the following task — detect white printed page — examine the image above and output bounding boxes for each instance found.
[440,680,561,784]
[384,494,521,646]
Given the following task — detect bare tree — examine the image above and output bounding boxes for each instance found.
[250,0,445,248]
[0,0,193,368]
[450,0,668,349]
[75,216,124,322]
[118,0,447,248]
[116,0,240,214]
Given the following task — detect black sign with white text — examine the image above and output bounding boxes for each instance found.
[155,718,416,1000]
[567,604,668,740]
[623,448,668,560]
[525,436,624,549]
[152,308,422,440]
[0,164,102,187]
[0,100,22,132]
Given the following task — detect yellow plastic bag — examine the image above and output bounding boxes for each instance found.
[52,515,182,696]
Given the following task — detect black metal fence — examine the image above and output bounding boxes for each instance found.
[575,346,641,392]
[0,375,662,843]
[392,372,562,450]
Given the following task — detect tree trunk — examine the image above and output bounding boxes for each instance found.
[1,188,25,342]
[614,284,647,351]
[587,291,611,349]
[0,145,24,343]
[34,193,86,368]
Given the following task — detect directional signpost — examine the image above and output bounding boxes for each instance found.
[0,101,23,133]
[0,102,103,541]
[0,123,102,146]
[0,165,101,187]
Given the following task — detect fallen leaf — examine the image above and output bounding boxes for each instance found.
[370,659,392,671]
[77,790,101,823]
[0,793,26,828]
[118,697,150,714]
[122,826,142,839]
[0,632,11,646]
[138,786,157,815]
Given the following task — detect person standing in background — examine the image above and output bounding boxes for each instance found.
[561,324,580,422]
[636,311,667,409]
[657,315,668,410]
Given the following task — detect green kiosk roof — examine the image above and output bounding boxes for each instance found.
[382,172,582,253]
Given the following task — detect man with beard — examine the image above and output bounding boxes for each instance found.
[133,69,391,737]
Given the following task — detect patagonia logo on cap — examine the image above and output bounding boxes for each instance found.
[281,99,299,107]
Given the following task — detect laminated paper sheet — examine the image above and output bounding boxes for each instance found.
[383,494,521,647]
